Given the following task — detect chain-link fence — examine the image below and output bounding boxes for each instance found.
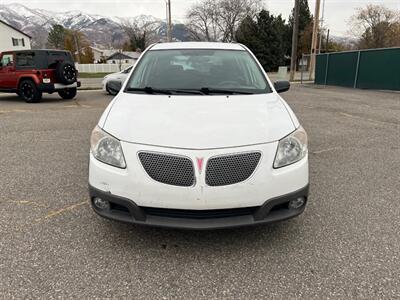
[299,54,314,83]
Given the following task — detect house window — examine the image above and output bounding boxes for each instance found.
[11,38,25,47]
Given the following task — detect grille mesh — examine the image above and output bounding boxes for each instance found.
[206,152,261,186]
[138,152,195,187]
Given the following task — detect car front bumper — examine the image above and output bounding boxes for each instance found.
[89,141,309,229]
[89,184,309,230]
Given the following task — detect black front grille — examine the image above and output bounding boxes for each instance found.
[206,152,261,186]
[138,152,195,187]
[142,206,258,219]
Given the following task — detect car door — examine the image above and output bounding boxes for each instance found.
[0,52,17,89]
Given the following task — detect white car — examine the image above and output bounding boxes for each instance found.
[89,42,309,229]
[102,66,133,95]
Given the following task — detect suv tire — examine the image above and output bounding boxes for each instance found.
[18,80,42,103]
[56,61,77,84]
[58,88,77,100]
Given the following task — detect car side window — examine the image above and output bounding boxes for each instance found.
[1,54,14,67]
[16,52,35,68]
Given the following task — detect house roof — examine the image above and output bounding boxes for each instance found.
[106,51,141,60]
[121,51,141,59]
[0,20,32,39]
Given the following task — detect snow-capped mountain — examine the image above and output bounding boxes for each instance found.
[0,3,189,48]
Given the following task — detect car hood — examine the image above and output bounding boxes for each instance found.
[102,92,296,149]
[104,73,122,80]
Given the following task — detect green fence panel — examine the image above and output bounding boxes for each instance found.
[356,48,400,90]
[325,52,358,87]
[315,47,400,90]
[315,54,328,84]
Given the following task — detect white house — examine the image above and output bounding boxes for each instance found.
[0,20,32,53]
[106,51,141,65]
[89,47,116,63]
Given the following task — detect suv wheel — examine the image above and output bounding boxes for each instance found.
[18,80,42,103]
[56,61,77,85]
[58,88,77,100]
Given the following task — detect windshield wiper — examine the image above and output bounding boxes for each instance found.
[200,88,254,95]
[172,89,206,95]
[126,87,172,95]
[126,87,207,95]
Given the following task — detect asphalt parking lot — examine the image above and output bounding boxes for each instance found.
[1,85,399,298]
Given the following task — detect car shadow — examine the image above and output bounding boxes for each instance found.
[99,216,305,253]
[0,93,80,104]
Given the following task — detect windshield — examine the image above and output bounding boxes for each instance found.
[125,49,271,95]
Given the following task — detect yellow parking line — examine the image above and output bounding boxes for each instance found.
[35,201,88,223]
[339,112,398,126]
[8,200,49,208]
[311,147,341,154]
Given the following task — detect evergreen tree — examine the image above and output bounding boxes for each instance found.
[47,24,66,49]
[236,10,288,72]
[286,0,313,58]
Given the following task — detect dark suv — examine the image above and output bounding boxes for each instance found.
[0,50,80,103]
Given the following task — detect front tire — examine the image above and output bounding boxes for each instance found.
[18,80,42,103]
[58,88,77,100]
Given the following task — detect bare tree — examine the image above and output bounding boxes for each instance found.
[217,0,262,42]
[349,4,400,49]
[186,0,221,41]
[186,0,262,42]
[121,19,161,50]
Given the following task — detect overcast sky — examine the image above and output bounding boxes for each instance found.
[2,0,399,36]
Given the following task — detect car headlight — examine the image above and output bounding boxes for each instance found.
[90,126,126,168]
[274,126,308,168]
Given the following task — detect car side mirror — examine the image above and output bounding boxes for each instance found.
[274,80,290,93]
[107,80,122,94]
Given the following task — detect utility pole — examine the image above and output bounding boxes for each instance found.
[166,0,172,42]
[325,29,330,52]
[309,0,321,79]
[318,0,326,54]
[73,32,81,64]
[290,0,300,82]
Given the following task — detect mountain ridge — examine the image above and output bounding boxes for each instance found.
[0,3,188,48]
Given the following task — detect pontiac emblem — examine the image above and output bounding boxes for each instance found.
[196,157,204,174]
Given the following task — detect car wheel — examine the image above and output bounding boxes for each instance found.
[106,83,118,96]
[58,88,77,100]
[56,61,77,85]
[18,80,42,103]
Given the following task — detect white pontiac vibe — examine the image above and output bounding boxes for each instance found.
[89,42,309,229]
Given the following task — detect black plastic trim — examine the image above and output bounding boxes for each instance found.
[37,83,55,92]
[89,184,309,229]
